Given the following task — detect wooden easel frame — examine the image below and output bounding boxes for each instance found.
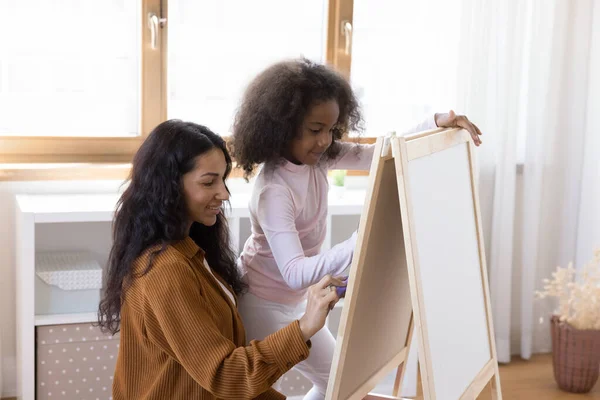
[326,137,415,400]
[326,128,502,400]
[396,128,502,399]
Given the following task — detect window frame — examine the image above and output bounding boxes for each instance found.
[326,0,354,79]
[0,0,166,164]
[0,0,371,179]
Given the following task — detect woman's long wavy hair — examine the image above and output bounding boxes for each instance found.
[98,119,246,334]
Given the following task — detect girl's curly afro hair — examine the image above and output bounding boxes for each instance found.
[230,57,363,180]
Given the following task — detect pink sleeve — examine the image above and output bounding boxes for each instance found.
[327,143,376,171]
[328,115,438,170]
[256,185,357,291]
[399,114,438,137]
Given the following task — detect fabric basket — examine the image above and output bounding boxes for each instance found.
[36,322,119,400]
[551,315,600,393]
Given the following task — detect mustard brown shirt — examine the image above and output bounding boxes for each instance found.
[112,236,310,399]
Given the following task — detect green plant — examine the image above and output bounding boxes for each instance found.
[331,169,346,187]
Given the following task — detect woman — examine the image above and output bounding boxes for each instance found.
[98,119,344,399]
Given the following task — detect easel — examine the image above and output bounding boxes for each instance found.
[326,128,502,400]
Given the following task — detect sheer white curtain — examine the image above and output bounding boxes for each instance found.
[456,0,600,362]
[575,4,600,279]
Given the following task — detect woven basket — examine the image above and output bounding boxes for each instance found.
[551,315,600,393]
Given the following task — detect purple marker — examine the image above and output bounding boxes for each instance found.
[336,276,349,297]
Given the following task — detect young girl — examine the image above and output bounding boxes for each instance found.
[98,119,343,400]
[231,58,483,399]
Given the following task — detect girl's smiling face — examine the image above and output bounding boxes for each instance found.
[286,99,339,166]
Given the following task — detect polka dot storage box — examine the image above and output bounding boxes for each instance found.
[36,323,119,400]
[35,251,102,315]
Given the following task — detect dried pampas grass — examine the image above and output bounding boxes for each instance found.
[535,248,600,330]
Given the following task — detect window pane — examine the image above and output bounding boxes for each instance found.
[350,0,462,136]
[167,0,327,136]
[0,0,141,137]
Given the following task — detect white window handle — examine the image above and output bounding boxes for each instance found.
[148,13,167,50]
[341,20,353,55]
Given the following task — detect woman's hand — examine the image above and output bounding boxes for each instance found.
[434,110,483,146]
[298,274,345,341]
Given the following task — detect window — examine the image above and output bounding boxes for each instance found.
[1,1,141,137]
[3,0,457,166]
[167,0,329,136]
[1,0,348,164]
[0,0,164,163]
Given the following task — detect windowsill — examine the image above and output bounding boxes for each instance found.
[0,162,378,182]
[0,163,133,182]
[0,161,525,182]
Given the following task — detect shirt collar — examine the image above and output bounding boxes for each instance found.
[172,236,204,259]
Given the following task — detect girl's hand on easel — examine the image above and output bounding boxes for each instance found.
[298,274,345,341]
[434,110,483,146]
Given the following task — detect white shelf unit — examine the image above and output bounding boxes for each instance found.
[34,313,99,327]
[15,195,114,400]
[14,190,366,399]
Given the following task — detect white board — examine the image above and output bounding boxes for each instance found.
[402,135,496,399]
[328,130,501,400]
